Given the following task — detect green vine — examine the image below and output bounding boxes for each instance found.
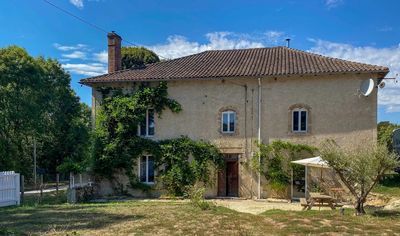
[254,140,317,192]
[158,136,224,196]
[91,82,223,196]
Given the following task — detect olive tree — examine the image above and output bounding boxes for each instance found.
[320,140,399,215]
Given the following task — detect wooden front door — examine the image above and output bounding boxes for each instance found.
[218,154,239,197]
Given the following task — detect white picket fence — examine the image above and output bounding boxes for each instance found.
[0,171,20,207]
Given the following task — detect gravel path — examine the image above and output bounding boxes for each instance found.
[213,199,303,214]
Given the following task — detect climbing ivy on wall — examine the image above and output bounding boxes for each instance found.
[254,140,317,192]
[158,136,224,196]
[91,82,224,196]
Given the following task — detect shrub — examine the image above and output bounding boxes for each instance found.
[255,140,317,196]
[158,136,224,196]
[185,184,215,210]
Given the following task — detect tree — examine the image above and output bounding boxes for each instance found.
[0,46,90,178]
[320,140,399,215]
[121,47,160,70]
[0,46,47,177]
[37,58,91,175]
[378,121,400,152]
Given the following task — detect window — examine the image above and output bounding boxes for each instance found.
[138,109,155,137]
[292,108,307,132]
[221,111,236,133]
[139,155,154,183]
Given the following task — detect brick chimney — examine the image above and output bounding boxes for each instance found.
[107,31,122,73]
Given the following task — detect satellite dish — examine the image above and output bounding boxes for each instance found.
[360,79,374,96]
[379,81,386,89]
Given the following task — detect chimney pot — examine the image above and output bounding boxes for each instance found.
[107,32,122,73]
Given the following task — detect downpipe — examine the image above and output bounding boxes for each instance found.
[257,78,262,199]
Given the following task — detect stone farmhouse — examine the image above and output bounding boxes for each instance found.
[81,32,389,198]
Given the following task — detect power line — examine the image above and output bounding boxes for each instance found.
[42,0,169,59]
[43,0,108,34]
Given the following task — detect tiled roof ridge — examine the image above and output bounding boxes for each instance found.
[81,46,389,85]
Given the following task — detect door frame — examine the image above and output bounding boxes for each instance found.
[218,154,239,197]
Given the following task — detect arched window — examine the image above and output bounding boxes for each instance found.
[221,110,236,133]
[289,104,311,134]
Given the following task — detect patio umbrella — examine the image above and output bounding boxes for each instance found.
[291,156,329,168]
[290,156,330,200]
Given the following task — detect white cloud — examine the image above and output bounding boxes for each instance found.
[325,0,343,9]
[62,51,87,59]
[69,0,102,9]
[62,63,107,76]
[70,0,84,9]
[309,39,400,113]
[148,31,286,59]
[93,50,108,63]
[379,86,400,113]
[264,31,285,44]
[53,43,87,51]
[54,43,107,76]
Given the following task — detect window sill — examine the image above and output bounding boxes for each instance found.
[140,182,155,185]
[288,131,310,136]
[220,132,238,136]
[139,135,155,139]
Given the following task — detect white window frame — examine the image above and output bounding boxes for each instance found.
[138,109,155,137]
[292,108,308,133]
[221,110,236,133]
[138,155,155,184]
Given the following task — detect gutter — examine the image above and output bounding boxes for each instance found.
[79,70,390,87]
[257,77,262,199]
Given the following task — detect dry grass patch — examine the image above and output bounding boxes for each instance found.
[261,209,400,235]
[1,192,400,235]
[0,196,276,235]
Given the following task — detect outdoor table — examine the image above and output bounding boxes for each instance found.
[330,187,345,201]
[307,192,336,210]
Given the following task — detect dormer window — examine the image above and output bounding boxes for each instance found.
[221,110,236,133]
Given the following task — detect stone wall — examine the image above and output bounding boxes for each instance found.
[90,73,378,198]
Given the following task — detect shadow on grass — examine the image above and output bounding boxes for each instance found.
[0,192,145,235]
[371,210,400,218]
[22,191,68,206]
[379,174,400,188]
[0,204,144,235]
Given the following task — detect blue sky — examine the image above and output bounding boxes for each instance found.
[1,0,399,123]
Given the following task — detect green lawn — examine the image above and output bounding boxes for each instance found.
[1,192,400,235]
[373,173,400,198]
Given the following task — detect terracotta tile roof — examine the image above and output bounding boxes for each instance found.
[80,47,389,85]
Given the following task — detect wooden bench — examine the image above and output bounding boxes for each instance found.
[334,202,344,207]
[300,198,308,210]
[301,197,343,210]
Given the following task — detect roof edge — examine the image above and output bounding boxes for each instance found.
[80,70,389,87]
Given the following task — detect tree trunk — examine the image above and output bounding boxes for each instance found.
[355,200,366,215]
